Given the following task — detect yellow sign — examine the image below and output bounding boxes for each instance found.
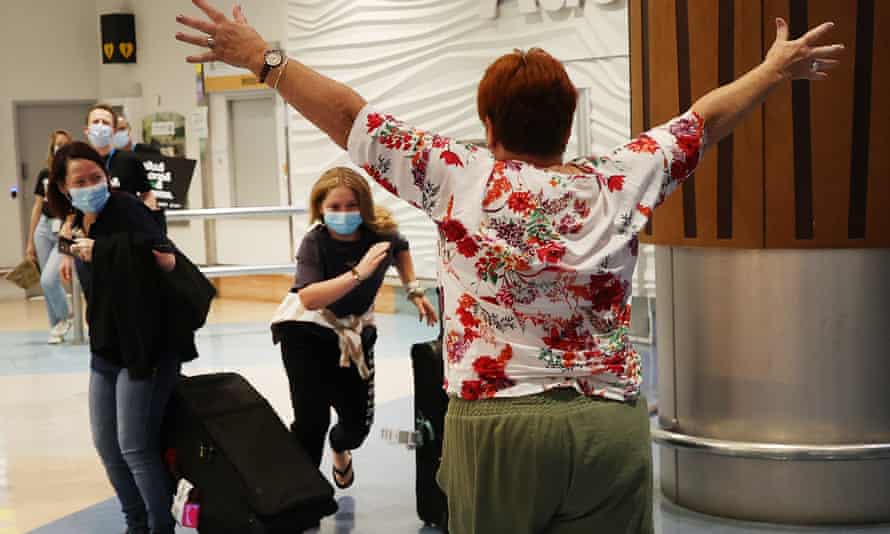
[119,42,135,59]
[103,43,114,60]
[204,73,269,93]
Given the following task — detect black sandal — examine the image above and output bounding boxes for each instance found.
[332,453,355,489]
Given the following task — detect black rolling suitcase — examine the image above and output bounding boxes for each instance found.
[411,339,449,531]
[164,372,338,533]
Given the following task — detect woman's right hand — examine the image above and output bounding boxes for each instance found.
[355,242,391,280]
[176,1,267,76]
[60,255,73,283]
[26,241,37,263]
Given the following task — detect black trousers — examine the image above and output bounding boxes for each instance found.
[279,322,376,468]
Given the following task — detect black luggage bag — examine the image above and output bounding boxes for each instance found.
[164,372,338,533]
[410,339,449,531]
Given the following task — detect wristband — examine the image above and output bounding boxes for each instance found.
[405,281,425,299]
[350,267,363,282]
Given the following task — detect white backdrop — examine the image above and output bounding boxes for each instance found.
[284,0,655,293]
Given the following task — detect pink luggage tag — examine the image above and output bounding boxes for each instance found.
[172,478,199,528]
[182,502,200,528]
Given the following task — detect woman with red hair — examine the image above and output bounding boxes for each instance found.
[177,3,843,532]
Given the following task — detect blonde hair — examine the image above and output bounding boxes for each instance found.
[309,167,397,235]
[46,129,72,171]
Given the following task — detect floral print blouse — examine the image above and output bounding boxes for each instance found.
[348,105,706,402]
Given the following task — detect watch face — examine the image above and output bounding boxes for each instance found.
[265,50,284,67]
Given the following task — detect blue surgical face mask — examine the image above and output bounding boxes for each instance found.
[87,123,113,148]
[70,182,110,214]
[324,210,363,235]
[112,130,130,149]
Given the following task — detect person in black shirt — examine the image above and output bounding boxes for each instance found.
[46,141,179,534]
[272,167,436,493]
[113,114,170,235]
[25,129,72,343]
[84,103,157,207]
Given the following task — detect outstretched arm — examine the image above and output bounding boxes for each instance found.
[692,18,843,146]
[176,0,365,149]
[589,18,843,232]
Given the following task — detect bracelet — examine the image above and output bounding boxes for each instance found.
[272,57,289,89]
[350,266,363,282]
[405,281,425,300]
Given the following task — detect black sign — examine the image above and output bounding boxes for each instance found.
[100,13,137,64]
[135,154,196,210]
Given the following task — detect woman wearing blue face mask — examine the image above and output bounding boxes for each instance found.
[272,166,437,496]
[46,141,180,534]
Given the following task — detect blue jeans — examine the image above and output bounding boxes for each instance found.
[33,215,69,327]
[89,354,180,533]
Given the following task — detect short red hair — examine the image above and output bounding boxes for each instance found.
[477,48,577,158]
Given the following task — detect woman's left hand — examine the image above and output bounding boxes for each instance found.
[72,238,94,263]
[411,295,438,326]
[765,18,844,81]
[175,0,267,76]
[153,250,177,273]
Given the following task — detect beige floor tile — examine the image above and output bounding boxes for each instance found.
[0,373,110,531]
[8,457,110,533]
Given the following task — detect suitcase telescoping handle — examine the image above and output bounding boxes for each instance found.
[380,414,436,450]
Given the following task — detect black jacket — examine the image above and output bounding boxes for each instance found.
[89,233,215,379]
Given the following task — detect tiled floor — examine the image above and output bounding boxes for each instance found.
[1,287,888,533]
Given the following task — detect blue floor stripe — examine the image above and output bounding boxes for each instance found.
[0,314,440,378]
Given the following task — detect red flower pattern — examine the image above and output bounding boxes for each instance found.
[456,236,480,257]
[441,150,464,167]
[607,175,625,192]
[588,273,627,312]
[439,218,467,242]
[506,191,535,214]
[625,134,659,154]
[473,356,506,381]
[461,380,482,400]
[366,113,384,133]
[484,168,511,207]
[536,242,566,264]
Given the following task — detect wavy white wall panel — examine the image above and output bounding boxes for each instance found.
[287,0,632,282]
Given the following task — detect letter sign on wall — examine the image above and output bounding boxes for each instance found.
[480,0,614,20]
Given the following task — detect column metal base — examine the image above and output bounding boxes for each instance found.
[656,247,890,524]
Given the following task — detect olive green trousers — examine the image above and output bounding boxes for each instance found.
[437,388,653,534]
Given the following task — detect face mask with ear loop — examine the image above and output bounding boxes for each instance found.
[324,211,363,235]
[112,130,131,149]
[69,182,111,214]
[87,123,113,148]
